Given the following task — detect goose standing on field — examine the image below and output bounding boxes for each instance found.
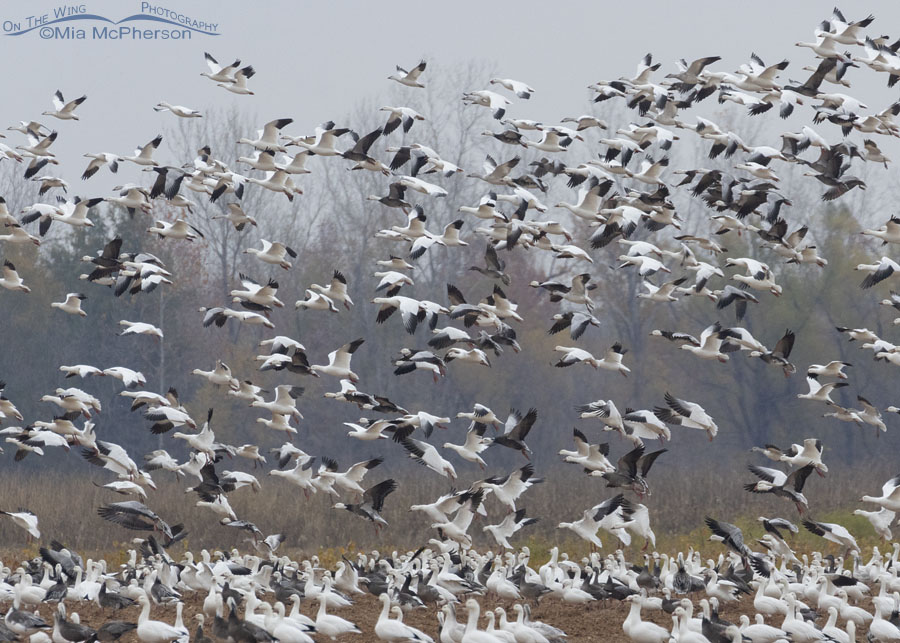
[135,594,187,643]
[375,593,433,642]
[43,90,86,121]
[153,102,202,118]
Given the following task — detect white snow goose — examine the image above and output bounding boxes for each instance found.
[42,90,86,121]
[388,60,427,88]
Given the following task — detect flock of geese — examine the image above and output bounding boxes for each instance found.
[4,5,900,642]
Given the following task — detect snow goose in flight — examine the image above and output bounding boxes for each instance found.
[42,90,86,121]
[122,135,162,167]
[617,254,670,278]
[756,438,827,476]
[445,347,491,367]
[106,184,152,216]
[637,277,687,303]
[51,293,87,317]
[147,218,203,242]
[803,519,859,555]
[0,141,23,162]
[861,473,900,512]
[380,106,425,134]
[462,90,511,120]
[523,129,573,153]
[217,64,255,94]
[311,338,364,381]
[548,310,601,340]
[0,510,40,540]
[191,360,237,389]
[484,409,538,460]
[333,479,397,533]
[398,174,448,198]
[601,445,666,496]
[679,323,738,362]
[375,270,414,294]
[559,428,613,473]
[576,398,625,434]
[835,326,879,343]
[15,129,57,158]
[310,271,353,309]
[102,367,147,388]
[0,261,29,293]
[200,52,242,82]
[654,392,718,440]
[231,273,284,309]
[398,436,456,480]
[31,175,68,195]
[443,422,490,469]
[237,118,292,152]
[153,102,202,118]
[857,256,900,289]
[489,77,535,99]
[251,384,304,422]
[295,289,338,313]
[853,507,895,540]
[201,306,273,329]
[97,501,174,541]
[855,396,887,435]
[288,122,352,156]
[797,374,848,404]
[119,320,163,340]
[744,464,814,514]
[244,239,295,270]
[209,202,257,232]
[561,114,608,132]
[807,361,851,379]
[388,60,427,87]
[715,285,759,321]
[246,169,300,201]
[863,138,890,167]
[749,329,796,376]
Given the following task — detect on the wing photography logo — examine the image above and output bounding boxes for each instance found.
[3,3,220,40]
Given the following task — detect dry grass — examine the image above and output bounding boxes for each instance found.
[0,456,894,563]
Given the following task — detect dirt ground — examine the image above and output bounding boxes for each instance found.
[12,588,870,642]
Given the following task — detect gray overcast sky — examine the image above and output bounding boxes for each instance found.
[3,1,900,195]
